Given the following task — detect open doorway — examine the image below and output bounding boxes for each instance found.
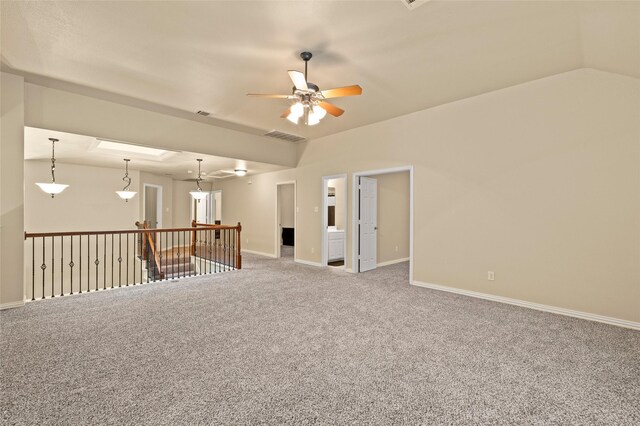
[276,181,296,259]
[352,166,413,282]
[322,174,347,269]
[191,190,221,224]
[143,184,163,228]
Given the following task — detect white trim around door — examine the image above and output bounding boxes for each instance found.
[143,183,163,228]
[352,166,414,283]
[275,180,297,259]
[321,174,348,268]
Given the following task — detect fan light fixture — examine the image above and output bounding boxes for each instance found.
[115,159,137,202]
[234,169,247,177]
[36,138,69,198]
[190,159,208,202]
[247,51,362,126]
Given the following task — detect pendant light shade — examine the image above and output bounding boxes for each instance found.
[189,159,208,202]
[116,190,137,201]
[36,182,69,197]
[190,191,208,201]
[287,102,305,124]
[286,102,326,126]
[36,138,69,198]
[116,159,137,202]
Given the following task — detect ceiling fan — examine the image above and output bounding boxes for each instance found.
[247,51,362,126]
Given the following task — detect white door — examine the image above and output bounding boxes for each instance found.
[196,197,208,223]
[144,185,162,228]
[359,177,377,272]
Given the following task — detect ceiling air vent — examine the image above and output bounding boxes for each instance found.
[196,110,211,116]
[264,130,306,143]
[400,0,429,11]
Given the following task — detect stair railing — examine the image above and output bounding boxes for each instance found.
[137,221,165,280]
[24,221,242,301]
[192,221,242,270]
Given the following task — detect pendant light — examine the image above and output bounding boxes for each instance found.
[115,159,137,202]
[189,159,208,202]
[36,138,69,198]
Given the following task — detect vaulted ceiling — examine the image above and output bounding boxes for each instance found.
[2,1,639,141]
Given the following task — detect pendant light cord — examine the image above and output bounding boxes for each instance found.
[49,138,58,183]
[122,159,132,191]
[196,159,203,191]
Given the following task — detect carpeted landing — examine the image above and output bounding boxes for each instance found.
[1,253,639,425]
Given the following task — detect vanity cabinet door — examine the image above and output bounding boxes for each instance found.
[328,239,343,261]
[328,231,345,261]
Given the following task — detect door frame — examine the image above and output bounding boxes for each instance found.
[351,166,414,283]
[321,174,348,267]
[211,189,222,223]
[190,189,220,223]
[275,180,297,258]
[143,183,163,228]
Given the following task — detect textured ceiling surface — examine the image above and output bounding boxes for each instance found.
[2,1,639,141]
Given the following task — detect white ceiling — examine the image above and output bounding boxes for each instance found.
[2,1,639,141]
[24,127,288,181]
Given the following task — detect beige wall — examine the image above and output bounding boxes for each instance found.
[25,161,140,232]
[23,83,297,167]
[224,69,639,323]
[214,191,222,222]
[1,72,25,308]
[3,68,639,324]
[279,183,295,229]
[299,69,640,322]
[218,169,296,256]
[172,180,194,227]
[374,172,410,265]
[172,180,216,227]
[327,177,346,230]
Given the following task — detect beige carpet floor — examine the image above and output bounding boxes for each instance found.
[1,253,639,425]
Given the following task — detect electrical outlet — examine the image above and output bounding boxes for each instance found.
[311,247,315,254]
[246,238,249,244]
[488,271,495,281]
[395,245,398,252]
[314,206,319,213]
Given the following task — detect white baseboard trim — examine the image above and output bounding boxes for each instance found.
[0,300,25,310]
[242,249,277,258]
[377,257,410,268]
[412,280,640,331]
[295,259,322,267]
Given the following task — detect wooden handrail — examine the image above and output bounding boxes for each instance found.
[192,222,239,229]
[25,224,241,239]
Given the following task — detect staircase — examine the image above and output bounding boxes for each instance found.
[136,220,240,282]
[158,246,196,279]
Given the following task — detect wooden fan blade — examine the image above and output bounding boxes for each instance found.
[319,101,344,117]
[288,70,308,91]
[247,93,291,98]
[280,107,292,118]
[321,85,362,99]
